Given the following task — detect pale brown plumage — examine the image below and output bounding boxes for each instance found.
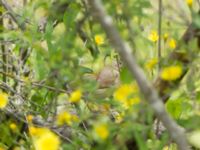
[83,61,121,98]
[96,62,120,88]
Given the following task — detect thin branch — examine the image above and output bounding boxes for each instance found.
[158,0,162,69]
[0,3,7,85]
[87,0,190,149]
[155,0,163,136]
[0,71,70,94]
[197,0,200,8]
[0,0,26,30]
[3,108,73,144]
[32,82,69,94]
[0,39,20,44]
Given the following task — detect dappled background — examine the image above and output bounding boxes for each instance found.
[0,0,200,149]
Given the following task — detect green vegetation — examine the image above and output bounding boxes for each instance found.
[0,0,200,149]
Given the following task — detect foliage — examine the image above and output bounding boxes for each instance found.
[0,0,200,150]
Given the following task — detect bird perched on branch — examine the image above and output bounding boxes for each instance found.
[96,61,120,88]
[83,60,121,99]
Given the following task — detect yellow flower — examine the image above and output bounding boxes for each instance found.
[0,92,8,109]
[10,123,17,131]
[114,84,140,109]
[145,58,158,70]
[94,35,104,45]
[114,84,137,102]
[169,38,176,49]
[33,128,60,150]
[27,115,34,122]
[56,111,72,126]
[186,0,193,7]
[29,126,52,137]
[71,114,79,122]
[94,124,109,140]
[29,126,60,150]
[148,30,159,42]
[29,126,38,136]
[160,65,182,81]
[0,148,5,150]
[163,33,169,41]
[69,90,82,103]
[123,97,140,109]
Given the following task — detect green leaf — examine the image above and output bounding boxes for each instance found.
[63,3,79,29]
[166,99,182,119]
[79,66,93,74]
[120,67,133,83]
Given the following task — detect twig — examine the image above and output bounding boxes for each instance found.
[158,0,162,69]
[0,39,20,44]
[0,70,70,94]
[0,0,26,30]
[32,82,69,94]
[87,0,190,149]
[3,108,73,144]
[156,0,163,137]
[197,0,200,8]
[51,128,74,143]
[0,3,7,85]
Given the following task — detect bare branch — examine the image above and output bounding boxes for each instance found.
[0,2,7,85]
[87,0,190,149]
[158,0,162,69]
[2,108,73,143]
[0,0,26,30]
[0,71,70,94]
[197,0,200,8]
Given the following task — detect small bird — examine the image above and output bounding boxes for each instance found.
[94,61,121,99]
[96,61,120,88]
[82,60,121,99]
